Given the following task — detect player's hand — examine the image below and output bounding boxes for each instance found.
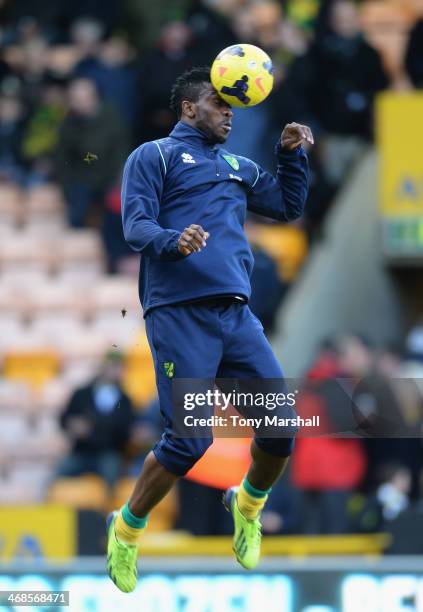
[178,224,209,256]
[281,122,314,150]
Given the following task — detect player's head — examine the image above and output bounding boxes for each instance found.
[170,67,233,144]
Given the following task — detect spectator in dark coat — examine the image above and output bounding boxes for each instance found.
[74,36,139,131]
[55,77,128,227]
[136,20,194,144]
[405,18,423,88]
[306,0,389,139]
[0,91,26,183]
[56,352,136,487]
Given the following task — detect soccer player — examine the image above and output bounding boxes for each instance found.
[106,67,313,592]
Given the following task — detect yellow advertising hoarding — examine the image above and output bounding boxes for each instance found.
[378,92,423,216]
[0,505,76,560]
[377,93,423,256]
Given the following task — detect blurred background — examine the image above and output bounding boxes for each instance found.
[0,0,422,610]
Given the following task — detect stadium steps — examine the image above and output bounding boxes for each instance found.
[273,149,403,375]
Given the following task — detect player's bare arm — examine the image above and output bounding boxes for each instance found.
[281,122,314,150]
[178,224,210,256]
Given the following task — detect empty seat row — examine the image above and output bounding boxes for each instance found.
[0,312,142,347]
[0,229,105,273]
[0,333,157,406]
[0,276,140,320]
[0,414,68,458]
[0,456,57,504]
[0,184,65,227]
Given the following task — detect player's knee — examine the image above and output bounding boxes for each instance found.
[153,436,213,476]
[254,436,295,457]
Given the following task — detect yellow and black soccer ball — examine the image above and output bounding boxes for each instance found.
[211,43,274,108]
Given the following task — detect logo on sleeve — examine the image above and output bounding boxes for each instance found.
[181,152,196,164]
[222,154,240,171]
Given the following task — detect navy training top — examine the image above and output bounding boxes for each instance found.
[121,121,309,316]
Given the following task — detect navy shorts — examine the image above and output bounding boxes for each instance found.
[145,298,295,476]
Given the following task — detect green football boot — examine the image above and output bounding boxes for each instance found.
[223,486,262,570]
[106,511,138,593]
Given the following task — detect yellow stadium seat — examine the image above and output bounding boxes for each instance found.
[47,475,108,511]
[254,224,308,281]
[111,477,178,532]
[3,350,60,390]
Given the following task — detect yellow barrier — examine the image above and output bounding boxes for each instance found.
[0,504,76,560]
[140,532,391,557]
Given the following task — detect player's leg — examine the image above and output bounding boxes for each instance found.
[107,303,223,592]
[126,450,178,516]
[219,303,294,568]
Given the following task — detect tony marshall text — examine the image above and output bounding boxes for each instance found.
[184,415,320,428]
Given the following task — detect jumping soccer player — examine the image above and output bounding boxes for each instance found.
[107,67,313,592]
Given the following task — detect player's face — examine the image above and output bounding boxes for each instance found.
[193,84,233,144]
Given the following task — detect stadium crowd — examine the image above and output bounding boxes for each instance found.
[2,0,422,252]
[0,0,422,545]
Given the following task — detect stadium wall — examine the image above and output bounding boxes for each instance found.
[274,149,403,376]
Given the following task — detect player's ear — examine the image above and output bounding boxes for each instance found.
[181,99,195,118]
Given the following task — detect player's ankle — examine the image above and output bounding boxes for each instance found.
[114,503,148,545]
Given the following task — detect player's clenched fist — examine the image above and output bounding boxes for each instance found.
[178,224,209,256]
[281,122,314,151]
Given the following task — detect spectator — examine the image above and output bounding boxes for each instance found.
[69,16,105,61]
[278,0,388,193]
[55,77,128,227]
[341,338,423,503]
[136,20,194,144]
[283,0,321,35]
[4,4,120,43]
[354,462,412,532]
[56,351,136,487]
[376,463,411,522]
[15,36,50,107]
[21,75,67,183]
[0,87,26,183]
[313,0,389,128]
[75,36,139,131]
[292,339,367,534]
[187,0,239,65]
[405,18,423,88]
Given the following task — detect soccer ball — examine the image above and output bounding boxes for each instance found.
[211,43,274,108]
